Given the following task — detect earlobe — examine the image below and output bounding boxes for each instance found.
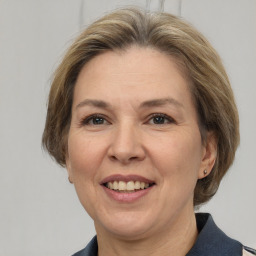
[66,155,74,184]
[198,132,217,179]
[68,176,73,184]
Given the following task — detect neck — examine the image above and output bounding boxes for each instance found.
[96,211,198,256]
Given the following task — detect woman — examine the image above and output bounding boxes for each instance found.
[42,8,255,256]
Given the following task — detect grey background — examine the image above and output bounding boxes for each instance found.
[0,0,255,255]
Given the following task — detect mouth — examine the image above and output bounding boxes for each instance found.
[100,174,156,193]
[103,180,155,193]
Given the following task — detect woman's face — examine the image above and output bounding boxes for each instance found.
[66,47,212,239]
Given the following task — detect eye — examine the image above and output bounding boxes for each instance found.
[148,113,175,125]
[80,114,109,126]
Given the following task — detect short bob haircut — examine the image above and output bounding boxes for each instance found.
[42,8,239,206]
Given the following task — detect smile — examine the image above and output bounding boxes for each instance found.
[101,175,156,202]
[104,180,154,192]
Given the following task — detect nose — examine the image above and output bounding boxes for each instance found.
[108,122,146,164]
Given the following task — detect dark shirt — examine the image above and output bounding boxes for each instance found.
[72,213,255,256]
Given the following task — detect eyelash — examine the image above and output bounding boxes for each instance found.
[147,113,176,125]
[80,114,109,126]
[79,113,176,126]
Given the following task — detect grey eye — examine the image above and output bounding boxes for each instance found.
[81,114,109,126]
[152,116,166,124]
[148,114,174,125]
[91,117,105,125]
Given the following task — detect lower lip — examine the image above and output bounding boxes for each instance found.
[102,185,154,203]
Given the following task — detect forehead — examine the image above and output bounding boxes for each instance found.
[73,46,193,108]
[77,46,188,83]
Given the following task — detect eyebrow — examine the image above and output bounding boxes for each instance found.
[140,97,184,109]
[76,99,111,109]
[75,97,184,110]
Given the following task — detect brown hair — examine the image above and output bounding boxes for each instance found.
[42,8,239,206]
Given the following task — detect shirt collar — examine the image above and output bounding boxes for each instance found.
[187,213,242,256]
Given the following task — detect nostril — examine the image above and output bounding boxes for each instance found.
[109,154,140,164]
[107,132,146,163]
[110,155,118,161]
[129,156,139,161]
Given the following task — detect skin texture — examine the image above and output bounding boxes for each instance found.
[66,46,217,256]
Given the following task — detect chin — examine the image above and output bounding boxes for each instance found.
[95,212,156,240]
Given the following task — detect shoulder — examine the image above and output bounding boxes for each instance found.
[189,213,255,256]
[72,236,98,256]
[243,246,256,256]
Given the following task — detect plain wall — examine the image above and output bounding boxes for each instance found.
[0,0,255,255]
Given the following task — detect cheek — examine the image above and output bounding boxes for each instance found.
[150,132,202,211]
[150,130,202,181]
[67,135,105,216]
[68,134,104,179]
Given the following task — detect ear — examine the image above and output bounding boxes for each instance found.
[198,131,218,179]
[66,154,74,184]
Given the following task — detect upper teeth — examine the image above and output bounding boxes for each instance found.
[105,181,150,191]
